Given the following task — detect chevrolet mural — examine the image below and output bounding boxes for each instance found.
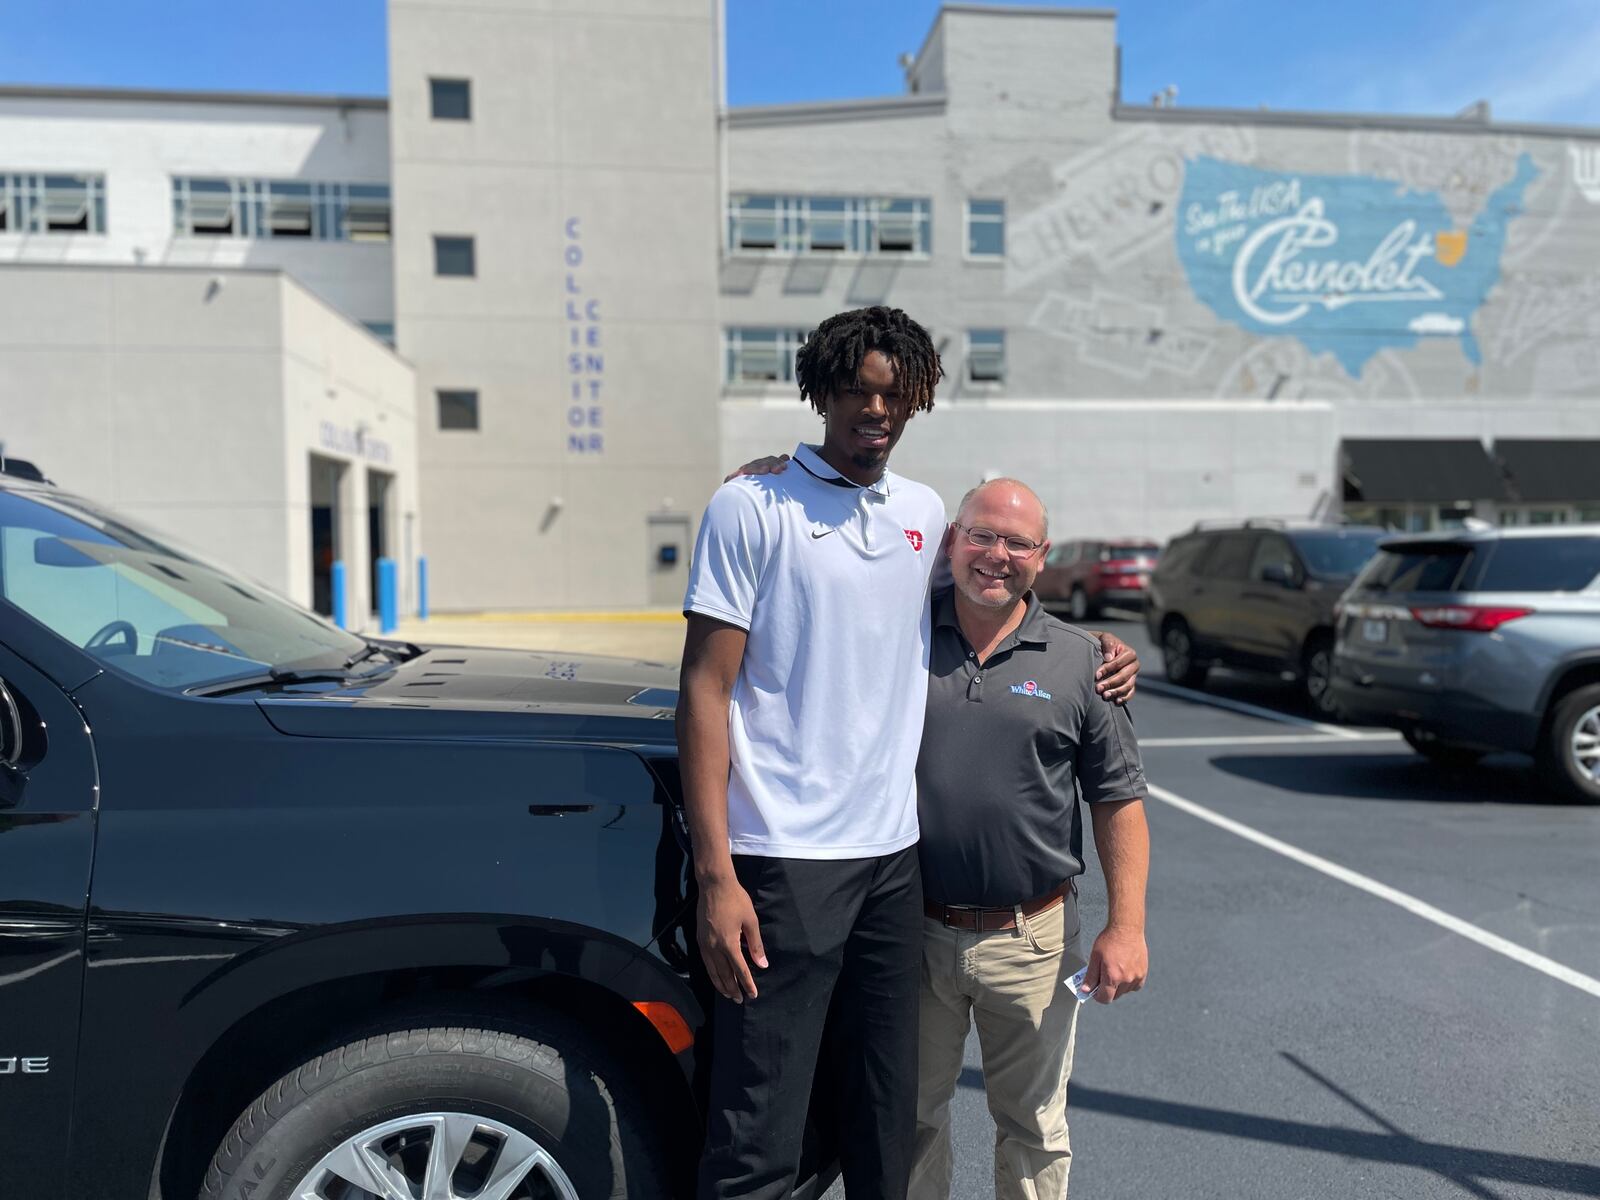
[1175,154,1540,377]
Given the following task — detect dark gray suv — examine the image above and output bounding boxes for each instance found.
[1331,526,1600,803]
[1146,521,1387,716]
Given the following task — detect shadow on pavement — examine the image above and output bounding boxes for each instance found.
[1204,752,1561,806]
[958,1059,1598,1197]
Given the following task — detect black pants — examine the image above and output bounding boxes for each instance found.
[697,846,923,1200]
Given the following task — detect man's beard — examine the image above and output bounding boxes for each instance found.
[850,447,888,470]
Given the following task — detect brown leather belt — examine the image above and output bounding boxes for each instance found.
[924,881,1072,931]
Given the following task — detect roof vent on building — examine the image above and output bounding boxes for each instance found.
[0,456,50,484]
[1456,99,1491,122]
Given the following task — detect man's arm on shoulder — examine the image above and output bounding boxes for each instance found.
[1087,629,1139,704]
[677,614,767,1003]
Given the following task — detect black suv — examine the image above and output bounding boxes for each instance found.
[1146,520,1386,716]
[0,473,836,1199]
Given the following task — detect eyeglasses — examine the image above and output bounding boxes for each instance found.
[954,523,1043,556]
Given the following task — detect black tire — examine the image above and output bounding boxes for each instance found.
[1161,619,1208,688]
[201,1019,678,1200]
[1537,683,1600,804]
[1302,634,1342,721]
[1403,728,1486,770]
[1068,586,1093,622]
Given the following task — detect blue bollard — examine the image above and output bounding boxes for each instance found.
[331,560,347,629]
[418,556,429,621]
[378,557,397,634]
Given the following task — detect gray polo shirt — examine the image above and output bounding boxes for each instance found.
[916,586,1147,907]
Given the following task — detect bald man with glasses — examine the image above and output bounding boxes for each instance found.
[911,477,1149,1200]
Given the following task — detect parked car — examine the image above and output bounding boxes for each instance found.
[1331,525,1600,803]
[0,468,837,1200]
[1036,539,1161,620]
[1145,520,1387,716]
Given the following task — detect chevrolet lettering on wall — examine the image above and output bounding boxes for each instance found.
[0,464,841,1199]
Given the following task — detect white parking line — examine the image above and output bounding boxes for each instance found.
[1146,782,1600,1000]
[1142,733,1403,748]
[1138,678,1375,739]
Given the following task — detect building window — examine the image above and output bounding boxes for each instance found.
[172,178,390,242]
[265,181,314,238]
[726,194,930,257]
[966,199,1004,258]
[433,235,476,277]
[724,328,808,384]
[966,329,1005,384]
[0,173,107,235]
[437,389,479,430]
[341,185,393,241]
[430,78,472,121]
[362,321,396,346]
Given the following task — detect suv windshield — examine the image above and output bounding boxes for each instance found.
[0,488,370,690]
[1353,543,1475,594]
[1100,543,1160,561]
[1293,530,1384,578]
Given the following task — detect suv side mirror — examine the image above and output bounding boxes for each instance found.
[1261,563,1301,588]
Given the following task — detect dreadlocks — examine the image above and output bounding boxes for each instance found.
[795,306,944,418]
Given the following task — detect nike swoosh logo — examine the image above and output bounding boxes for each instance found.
[811,528,837,539]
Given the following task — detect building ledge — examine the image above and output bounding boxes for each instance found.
[1113,101,1599,140]
[727,94,946,128]
[0,83,386,111]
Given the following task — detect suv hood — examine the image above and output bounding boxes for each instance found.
[255,646,681,745]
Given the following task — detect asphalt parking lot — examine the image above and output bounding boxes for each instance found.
[875,612,1600,1200]
[404,607,1600,1199]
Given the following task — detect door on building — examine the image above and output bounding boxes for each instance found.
[647,514,691,607]
[309,455,346,617]
[367,469,393,614]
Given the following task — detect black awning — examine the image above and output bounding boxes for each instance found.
[1494,440,1600,503]
[1341,439,1509,504]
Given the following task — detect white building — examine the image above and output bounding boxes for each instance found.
[2,2,1598,615]
[0,85,413,620]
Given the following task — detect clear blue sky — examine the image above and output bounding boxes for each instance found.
[1,0,1595,126]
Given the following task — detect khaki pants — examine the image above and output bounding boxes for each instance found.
[910,895,1088,1200]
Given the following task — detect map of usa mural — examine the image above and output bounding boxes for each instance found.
[1175,154,1539,377]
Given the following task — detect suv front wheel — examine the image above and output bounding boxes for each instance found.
[1162,620,1209,689]
[202,1018,678,1200]
[1539,684,1600,805]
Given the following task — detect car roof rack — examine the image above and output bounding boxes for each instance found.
[1187,517,1290,532]
[0,456,50,484]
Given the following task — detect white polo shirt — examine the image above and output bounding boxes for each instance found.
[684,443,947,859]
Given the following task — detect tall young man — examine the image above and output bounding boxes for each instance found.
[679,306,946,1199]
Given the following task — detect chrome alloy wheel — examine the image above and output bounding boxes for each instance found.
[1572,703,1600,786]
[293,1112,580,1200]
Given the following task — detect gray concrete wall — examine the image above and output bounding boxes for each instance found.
[391,0,722,611]
[0,264,415,617]
[721,398,1337,543]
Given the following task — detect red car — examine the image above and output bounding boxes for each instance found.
[1036,539,1162,620]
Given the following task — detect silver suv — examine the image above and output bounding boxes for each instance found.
[1331,526,1600,803]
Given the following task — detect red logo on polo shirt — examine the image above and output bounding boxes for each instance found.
[904,529,923,551]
